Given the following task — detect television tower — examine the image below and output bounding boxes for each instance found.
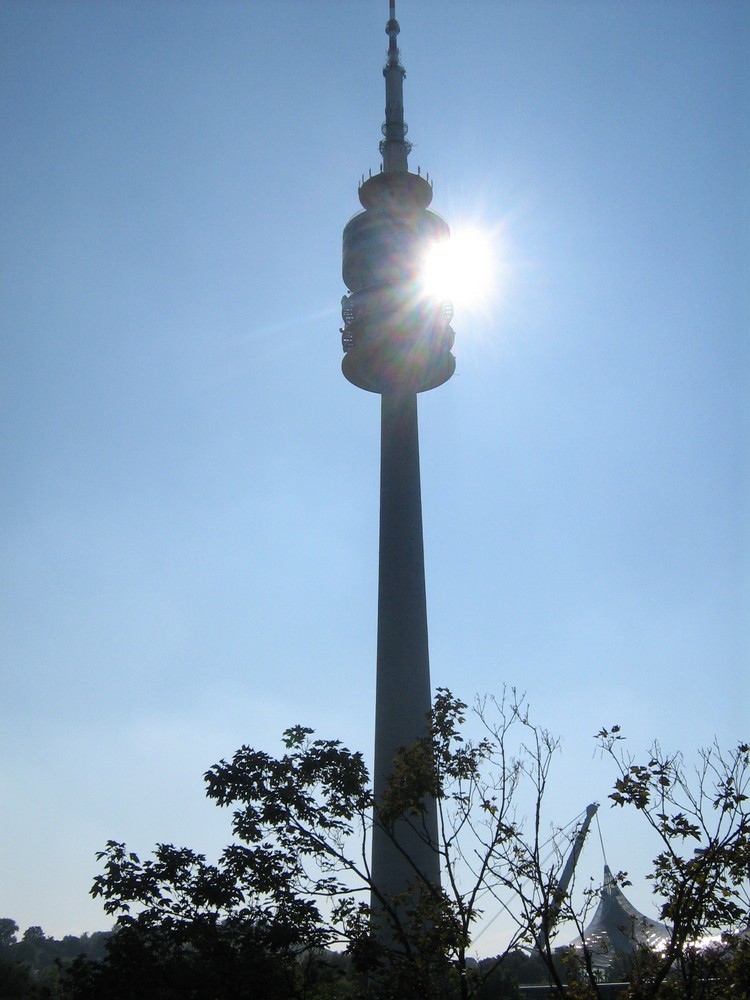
[340,0,455,929]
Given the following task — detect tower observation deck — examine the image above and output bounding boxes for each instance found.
[340,0,453,955]
[341,3,455,394]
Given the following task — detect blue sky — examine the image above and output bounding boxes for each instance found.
[1,0,748,950]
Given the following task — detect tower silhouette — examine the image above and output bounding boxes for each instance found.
[340,0,455,934]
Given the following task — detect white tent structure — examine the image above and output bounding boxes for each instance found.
[573,865,671,973]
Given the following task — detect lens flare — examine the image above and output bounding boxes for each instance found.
[421,227,495,309]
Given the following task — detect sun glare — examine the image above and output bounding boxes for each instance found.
[421,227,496,311]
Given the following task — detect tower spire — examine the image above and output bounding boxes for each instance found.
[381,0,410,173]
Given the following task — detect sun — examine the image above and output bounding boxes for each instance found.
[420,227,496,311]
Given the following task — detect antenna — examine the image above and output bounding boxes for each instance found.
[381,0,410,173]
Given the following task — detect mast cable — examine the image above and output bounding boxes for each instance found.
[595,809,608,869]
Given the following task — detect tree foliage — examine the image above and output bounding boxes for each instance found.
[88,689,569,999]
[0,921,110,999]
[79,694,749,1000]
[587,729,750,999]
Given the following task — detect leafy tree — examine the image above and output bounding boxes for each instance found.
[0,923,132,1000]
[0,918,19,951]
[89,693,749,1000]
[201,687,592,998]
[15,926,52,972]
[0,953,36,1000]
[91,689,569,999]
[88,842,323,999]
[0,929,59,1000]
[569,730,750,999]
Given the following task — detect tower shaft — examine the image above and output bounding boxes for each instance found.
[372,390,440,905]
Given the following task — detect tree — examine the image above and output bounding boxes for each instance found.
[91,689,572,999]
[89,842,325,1000]
[0,918,19,951]
[573,729,750,999]
[90,693,749,1000]
[0,954,36,1000]
[0,921,114,1000]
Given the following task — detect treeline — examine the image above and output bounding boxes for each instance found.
[0,919,109,998]
[0,914,549,999]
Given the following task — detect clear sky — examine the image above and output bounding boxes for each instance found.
[1,0,748,953]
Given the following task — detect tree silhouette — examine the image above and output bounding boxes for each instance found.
[87,693,749,1000]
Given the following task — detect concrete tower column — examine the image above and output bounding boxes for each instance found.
[372,389,440,903]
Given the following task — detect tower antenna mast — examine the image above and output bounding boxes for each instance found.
[381,0,410,173]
